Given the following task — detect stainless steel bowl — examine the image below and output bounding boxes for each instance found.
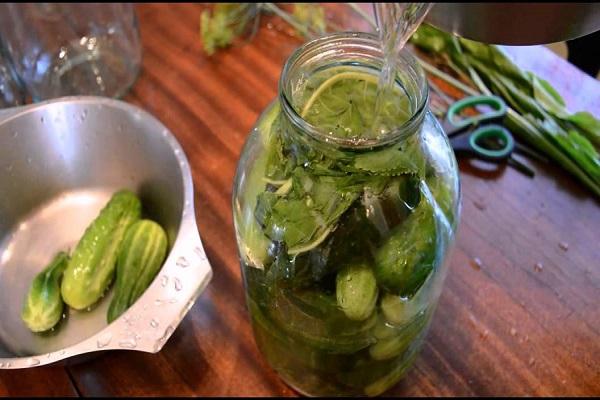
[0,96,213,369]
[427,3,600,45]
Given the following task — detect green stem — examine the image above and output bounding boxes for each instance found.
[346,3,377,30]
[262,3,313,39]
[415,55,479,96]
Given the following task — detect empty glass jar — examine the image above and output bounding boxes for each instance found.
[0,3,142,101]
[0,45,25,108]
[232,32,461,396]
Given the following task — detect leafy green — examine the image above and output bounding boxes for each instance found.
[199,4,261,55]
[293,3,327,35]
[410,23,600,198]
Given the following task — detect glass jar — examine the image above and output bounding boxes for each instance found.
[232,32,461,397]
[0,3,141,101]
[0,45,25,108]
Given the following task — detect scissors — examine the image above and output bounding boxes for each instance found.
[440,94,542,178]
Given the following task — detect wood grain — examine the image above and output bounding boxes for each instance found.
[3,3,599,397]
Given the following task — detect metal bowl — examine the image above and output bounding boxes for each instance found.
[0,96,213,369]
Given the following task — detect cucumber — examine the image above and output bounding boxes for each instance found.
[380,289,427,326]
[61,190,141,310]
[369,310,428,361]
[21,252,69,333]
[336,262,378,321]
[373,187,437,298]
[107,219,168,323]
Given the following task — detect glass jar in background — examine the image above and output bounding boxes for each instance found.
[0,44,26,108]
[0,3,142,101]
[232,32,461,396]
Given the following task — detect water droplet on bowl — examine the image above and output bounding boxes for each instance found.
[11,131,18,138]
[174,278,182,291]
[0,362,4,368]
[40,117,44,123]
[558,242,569,251]
[154,299,163,306]
[470,257,482,270]
[150,319,159,328]
[28,358,40,366]
[510,327,517,336]
[118,338,137,349]
[160,275,169,287]
[168,298,177,304]
[59,350,66,356]
[5,362,11,367]
[176,257,189,268]
[26,157,32,164]
[194,246,206,260]
[534,262,543,272]
[97,332,113,348]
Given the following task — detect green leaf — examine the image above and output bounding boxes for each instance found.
[564,111,600,148]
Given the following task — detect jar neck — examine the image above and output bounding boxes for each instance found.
[278,32,429,151]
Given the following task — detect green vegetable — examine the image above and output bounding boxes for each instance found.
[107,219,168,323]
[369,310,428,361]
[61,190,142,310]
[373,188,437,297]
[199,3,261,55]
[21,252,69,333]
[380,290,426,326]
[336,262,379,321]
[410,23,600,198]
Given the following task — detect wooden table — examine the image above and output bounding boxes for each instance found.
[1,3,598,397]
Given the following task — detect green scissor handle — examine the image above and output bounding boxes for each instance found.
[450,123,515,161]
[446,95,507,131]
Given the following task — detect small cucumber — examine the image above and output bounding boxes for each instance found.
[21,252,69,333]
[336,262,378,321]
[380,289,427,326]
[107,219,168,323]
[368,311,428,361]
[61,190,141,310]
[373,188,437,298]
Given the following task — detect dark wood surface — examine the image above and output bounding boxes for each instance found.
[1,3,599,397]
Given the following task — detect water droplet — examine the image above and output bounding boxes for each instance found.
[40,117,44,123]
[510,327,517,336]
[118,338,137,349]
[11,131,18,138]
[6,164,13,172]
[154,299,163,306]
[5,362,11,367]
[97,332,113,348]
[124,316,134,326]
[174,277,182,291]
[473,200,486,211]
[86,306,93,312]
[534,262,543,272]
[161,325,174,341]
[470,257,482,270]
[47,353,52,358]
[160,275,169,287]
[26,157,32,164]
[168,298,177,304]
[0,362,4,367]
[28,358,40,366]
[150,319,159,328]
[558,242,569,251]
[62,313,66,319]
[174,148,181,155]
[194,246,206,260]
[176,256,189,268]
[480,329,489,340]
[59,350,66,356]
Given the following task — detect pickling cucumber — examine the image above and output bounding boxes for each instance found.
[61,190,142,310]
[21,252,69,333]
[107,219,168,323]
[373,187,437,298]
[336,262,378,321]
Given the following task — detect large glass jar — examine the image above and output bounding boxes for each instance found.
[232,32,461,397]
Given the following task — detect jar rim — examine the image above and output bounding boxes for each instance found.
[278,31,429,149]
